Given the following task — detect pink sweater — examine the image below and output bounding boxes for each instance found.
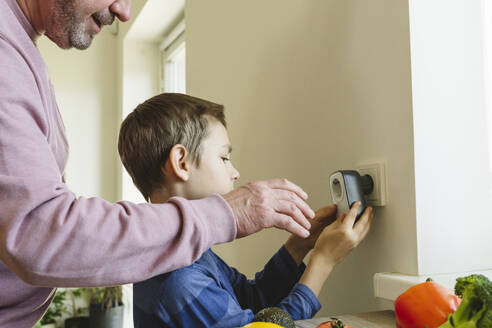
[0,0,236,326]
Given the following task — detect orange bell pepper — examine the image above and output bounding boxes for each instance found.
[394,278,461,328]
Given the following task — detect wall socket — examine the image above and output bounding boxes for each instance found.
[356,162,387,206]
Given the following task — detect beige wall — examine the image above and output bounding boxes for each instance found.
[187,0,415,315]
[38,29,118,202]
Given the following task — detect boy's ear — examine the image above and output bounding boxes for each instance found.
[166,144,191,182]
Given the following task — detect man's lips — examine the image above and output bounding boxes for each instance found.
[91,11,116,29]
[92,15,102,29]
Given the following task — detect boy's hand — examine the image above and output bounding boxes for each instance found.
[284,205,338,265]
[223,179,315,238]
[311,202,374,269]
[299,202,374,296]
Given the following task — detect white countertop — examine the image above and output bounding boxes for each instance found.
[295,310,395,328]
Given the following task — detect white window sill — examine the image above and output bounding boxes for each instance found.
[374,270,492,301]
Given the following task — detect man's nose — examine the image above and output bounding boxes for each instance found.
[110,0,131,22]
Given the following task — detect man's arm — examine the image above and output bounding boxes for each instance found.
[0,38,236,287]
[0,37,314,288]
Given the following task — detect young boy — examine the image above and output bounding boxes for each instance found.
[118,93,374,328]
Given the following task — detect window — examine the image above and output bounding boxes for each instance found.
[483,0,492,171]
[160,20,186,93]
[163,43,186,93]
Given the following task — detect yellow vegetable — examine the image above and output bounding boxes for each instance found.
[242,322,285,328]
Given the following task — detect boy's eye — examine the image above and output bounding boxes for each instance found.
[221,157,230,162]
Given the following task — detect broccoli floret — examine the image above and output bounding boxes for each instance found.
[253,307,295,328]
[454,275,488,297]
[438,274,492,328]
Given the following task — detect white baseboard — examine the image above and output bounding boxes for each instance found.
[374,270,492,301]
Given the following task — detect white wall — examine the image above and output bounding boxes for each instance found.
[186,0,415,315]
[38,29,118,202]
[114,0,149,203]
[409,0,492,275]
[120,40,160,203]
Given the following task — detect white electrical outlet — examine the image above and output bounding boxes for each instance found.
[357,162,387,206]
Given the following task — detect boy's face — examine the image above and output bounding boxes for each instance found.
[184,119,240,200]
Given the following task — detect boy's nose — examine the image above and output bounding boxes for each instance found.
[110,0,131,22]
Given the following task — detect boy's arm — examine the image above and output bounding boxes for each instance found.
[135,269,256,328]
[220,205,338,313]
[298,256,335,296]
[223,246,306,313]
[142,252,316,327]
[267,203,374,320]
[222,250,322,321]
[143,205,375,327]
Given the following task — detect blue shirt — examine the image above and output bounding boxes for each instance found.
[133,246,321,327]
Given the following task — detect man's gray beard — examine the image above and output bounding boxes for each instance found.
[45,0,86,49]
[68,20,93,50]
[48,0,114,50]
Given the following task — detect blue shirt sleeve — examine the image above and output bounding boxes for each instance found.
[216,246,321,320]
[150,268,255,328]
[278,283,322,320]
[134,247,321,327]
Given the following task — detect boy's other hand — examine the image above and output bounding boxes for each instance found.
[286,205,338,249]
[222,179,315,238]
[285,204,338,265]
[311,202,374,269]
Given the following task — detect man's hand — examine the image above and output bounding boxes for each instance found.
[222,179,315,238]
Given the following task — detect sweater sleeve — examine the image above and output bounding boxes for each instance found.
[277,283,321,320]
[134,269,255,328]
[224,246,307,313]
[0,37,236,288]
[222,246,321,320]
[138,248,321,328]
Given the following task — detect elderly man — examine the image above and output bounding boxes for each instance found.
[0,0,316,326]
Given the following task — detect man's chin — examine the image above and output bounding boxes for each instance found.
[71,38,93,50]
